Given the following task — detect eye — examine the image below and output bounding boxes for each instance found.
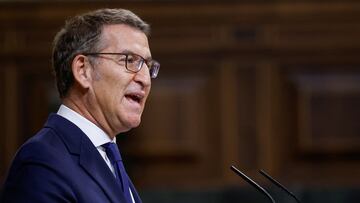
[117,55,127,63]
[126,54,136,64]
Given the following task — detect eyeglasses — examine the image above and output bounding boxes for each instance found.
[83,52,160,79]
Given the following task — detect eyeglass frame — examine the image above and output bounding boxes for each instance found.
[82,52,160,79]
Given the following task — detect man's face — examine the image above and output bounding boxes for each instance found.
[88,24,152,135]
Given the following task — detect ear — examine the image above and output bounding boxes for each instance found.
[71,54,93,89]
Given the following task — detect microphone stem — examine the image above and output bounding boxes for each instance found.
[259,170,301,203]
[231,166,276,203]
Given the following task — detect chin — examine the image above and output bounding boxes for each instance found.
[125,117,142,129]
[118,120,141,133]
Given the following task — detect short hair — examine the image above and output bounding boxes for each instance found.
[52,8,150,98]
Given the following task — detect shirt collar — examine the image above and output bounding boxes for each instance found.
[57,104,115,147]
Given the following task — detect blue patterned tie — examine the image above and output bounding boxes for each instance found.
[102,142,132,203]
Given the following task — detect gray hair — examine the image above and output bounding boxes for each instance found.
[52,8,150,98]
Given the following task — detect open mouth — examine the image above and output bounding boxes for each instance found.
[125,93,142,104]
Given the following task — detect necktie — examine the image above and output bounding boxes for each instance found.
[102,142,132,203]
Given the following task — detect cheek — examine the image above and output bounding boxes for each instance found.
[110,80,130,105]
[101,72,128,96]
[93,79,123,109]
[94,67,133,106]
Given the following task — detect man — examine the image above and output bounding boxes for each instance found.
[1,8,159,203]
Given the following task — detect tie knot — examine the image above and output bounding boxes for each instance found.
[102,142,122,162]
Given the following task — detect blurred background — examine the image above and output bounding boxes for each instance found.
[1,1,360,202]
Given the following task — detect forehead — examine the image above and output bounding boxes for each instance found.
[100,24,151,57]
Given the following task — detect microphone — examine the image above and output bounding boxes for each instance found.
[230,165,276,203]
[259,170,301,203]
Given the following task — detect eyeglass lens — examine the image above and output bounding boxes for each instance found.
[126,54,159,78]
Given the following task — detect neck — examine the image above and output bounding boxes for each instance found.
[62,96,117,139]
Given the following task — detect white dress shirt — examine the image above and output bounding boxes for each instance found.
[57,104,135,203]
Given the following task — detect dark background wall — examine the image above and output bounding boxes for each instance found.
[1,1,360,202]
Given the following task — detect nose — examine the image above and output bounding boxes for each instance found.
[134,64,151,88]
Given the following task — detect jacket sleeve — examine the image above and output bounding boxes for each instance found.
[1,163,76,203]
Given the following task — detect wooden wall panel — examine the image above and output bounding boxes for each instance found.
[2,65,19,176]
[0,67,5,181]
[120,60,222,187]
[223,64,258,183]
[277,64,360,186]
[19,64,59,142]
[294,73,360,154]
[1,1,360,189]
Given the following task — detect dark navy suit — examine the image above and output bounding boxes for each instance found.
[1,114,141,203]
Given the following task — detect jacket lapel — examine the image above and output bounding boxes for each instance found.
[129,179,142,203]
[79,134,127,203]
[45,114,127,203]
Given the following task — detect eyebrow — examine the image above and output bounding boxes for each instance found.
[122,49,152,61]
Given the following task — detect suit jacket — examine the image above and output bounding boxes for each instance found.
[1,114,142,203]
